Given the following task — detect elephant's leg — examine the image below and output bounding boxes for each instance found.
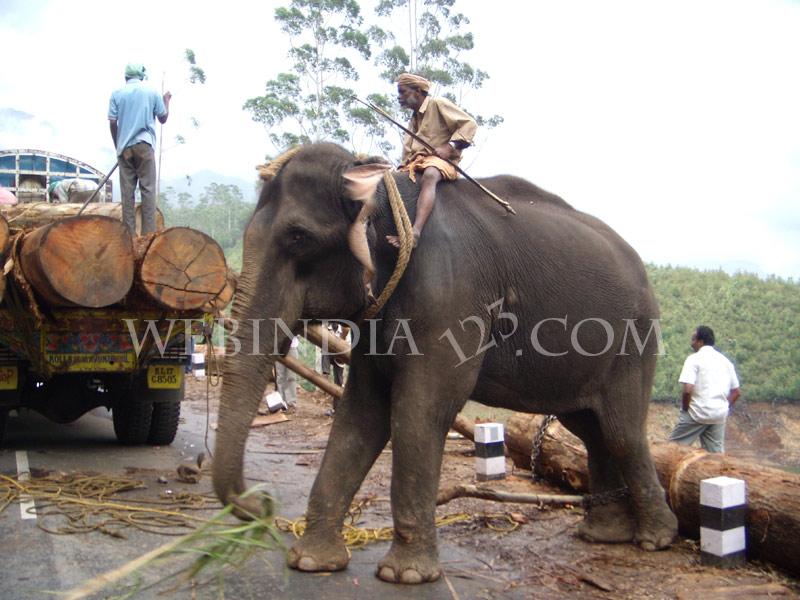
[376,366,474,584]
[558,410,636,543]
[594,376,678,551]
[288,360,391,572]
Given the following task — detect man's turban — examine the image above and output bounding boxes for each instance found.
[124,63,147,80]
[396,73,430,92]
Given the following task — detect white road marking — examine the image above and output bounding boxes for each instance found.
[15,451,37,520]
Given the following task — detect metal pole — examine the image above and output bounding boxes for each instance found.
[76,161,118,216]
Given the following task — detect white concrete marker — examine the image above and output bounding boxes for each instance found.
[474,423,505,481]
[15,451,37,520]
[191,351,206,377]
[700,476,746,567]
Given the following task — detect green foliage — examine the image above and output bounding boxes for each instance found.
[244,0,502,158]
[648,265,800,402]
[243,0,370,152]
[371,0,502,129]
[159,183,255,257]
[185,48,207,84]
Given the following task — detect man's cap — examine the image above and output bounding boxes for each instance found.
[396,73,430,92]
[124,63,147,80]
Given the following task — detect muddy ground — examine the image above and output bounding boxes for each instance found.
[186,377,800,599]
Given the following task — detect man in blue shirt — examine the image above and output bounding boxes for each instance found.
[108,63,171,235]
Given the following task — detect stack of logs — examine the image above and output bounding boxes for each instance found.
[0,203,234,313]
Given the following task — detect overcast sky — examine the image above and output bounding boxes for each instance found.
[1,0,798,279]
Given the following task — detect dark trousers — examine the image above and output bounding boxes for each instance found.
[118,142,157,235]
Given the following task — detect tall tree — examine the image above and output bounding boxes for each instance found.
[371,0,502,129]
[243,0,372,152]
[244,0,502,159]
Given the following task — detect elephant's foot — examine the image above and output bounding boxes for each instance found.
[376,543,441,584]
[287,533,350,572]
[633,502,678,551]
[577,499,636,544]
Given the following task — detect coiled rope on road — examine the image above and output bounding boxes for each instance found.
[0,472,505,544]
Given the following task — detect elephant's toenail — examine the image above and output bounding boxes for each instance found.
[378,566,396,581]
[400,569,423,584]
[297,556,318,571]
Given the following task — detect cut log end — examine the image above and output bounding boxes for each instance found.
[20,215,134,307]
[139,227,229,311]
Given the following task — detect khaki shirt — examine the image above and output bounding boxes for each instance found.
[401,96,477,166]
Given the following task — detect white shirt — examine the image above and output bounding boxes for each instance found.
[678,345,740,424]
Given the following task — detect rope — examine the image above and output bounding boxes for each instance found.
[256,147,303,182]
[254,147,413,321]
[667,449,707,510]
[362,171,415,320]
[0,473,216,537]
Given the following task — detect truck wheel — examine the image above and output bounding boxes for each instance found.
[0,410,7,446]
[113,398,153,445]
[148,400,181,445]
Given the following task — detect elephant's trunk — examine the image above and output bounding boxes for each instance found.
[211,256,297,519]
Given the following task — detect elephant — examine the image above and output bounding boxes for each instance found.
[212,142,678,584]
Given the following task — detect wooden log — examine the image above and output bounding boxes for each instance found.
[279,353,343,399]
[451,413,476,441]
[651,441,800,575]
[0,214,9,258]
[137,227,229,311]
[19,216,134,307]
[437,483,583,507]
[0,202,164,234]
[0,215,8,304]
[200,268,238,313]
[499,412,800,575]
[303,324,352,364]
[505,413,590,492]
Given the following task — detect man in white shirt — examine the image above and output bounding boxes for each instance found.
[669,325,741,453]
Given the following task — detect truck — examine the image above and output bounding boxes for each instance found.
[0,149,231,446]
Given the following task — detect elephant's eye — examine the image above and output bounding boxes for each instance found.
[282,227,314,255]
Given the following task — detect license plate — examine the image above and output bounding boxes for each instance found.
[0,366,17,390]
[147,364,183,389]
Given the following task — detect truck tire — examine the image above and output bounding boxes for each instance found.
[113,399,153,445]
[148,400,181,445]
[146,372,185,445]
[0,410,7,446]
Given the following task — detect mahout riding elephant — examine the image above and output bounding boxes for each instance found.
[212,143,678,584]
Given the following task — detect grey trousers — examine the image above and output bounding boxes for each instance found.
[669,410,726,453]
[118,142,157,235]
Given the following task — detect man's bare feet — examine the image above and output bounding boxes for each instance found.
[386,229,420,249]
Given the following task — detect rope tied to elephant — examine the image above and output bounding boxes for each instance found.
[255,147,414,321]
[361,171,415,320]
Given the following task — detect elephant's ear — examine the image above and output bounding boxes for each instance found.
[343,163,391,205]
[343,163,390,294]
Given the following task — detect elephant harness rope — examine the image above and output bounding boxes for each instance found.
[257,148,415,322]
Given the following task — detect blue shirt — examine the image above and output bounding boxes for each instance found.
[108,79,167,155]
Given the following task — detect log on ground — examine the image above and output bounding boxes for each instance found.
[137,227,229,311]
[19,215,134,307]
[499,411,800,575]
[0,202,164,234]
[505,413,590,492]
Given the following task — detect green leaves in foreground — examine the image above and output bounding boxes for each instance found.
[64,488,283,600]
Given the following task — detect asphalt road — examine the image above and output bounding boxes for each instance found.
[0,393,523,600]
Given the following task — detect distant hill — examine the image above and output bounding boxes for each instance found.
[159,170,257,201]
